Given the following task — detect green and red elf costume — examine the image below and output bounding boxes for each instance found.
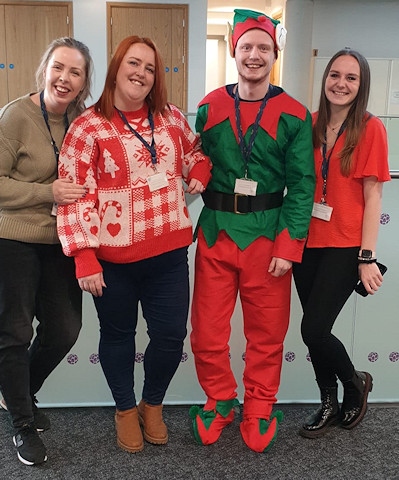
[189,9,315,453]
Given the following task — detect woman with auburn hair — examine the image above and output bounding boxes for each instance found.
[293,48,390,439]
[96,36,168,118]
[57,36,211,453]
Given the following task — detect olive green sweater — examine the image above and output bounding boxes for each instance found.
[0,94,72,244]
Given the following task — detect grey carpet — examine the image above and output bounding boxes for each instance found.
[1,404,398,479]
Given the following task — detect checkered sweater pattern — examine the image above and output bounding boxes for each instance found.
[57,104,211,278]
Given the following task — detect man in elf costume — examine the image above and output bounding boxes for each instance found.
[189,9,315,453]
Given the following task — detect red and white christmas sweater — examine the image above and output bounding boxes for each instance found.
[57,104,212,278]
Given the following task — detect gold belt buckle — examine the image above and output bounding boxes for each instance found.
[233,193,247,214]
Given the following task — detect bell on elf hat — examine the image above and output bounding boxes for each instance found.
[228,8,287,57]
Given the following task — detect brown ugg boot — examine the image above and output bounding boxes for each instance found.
[115,407,144,453]
[137,400,168,444]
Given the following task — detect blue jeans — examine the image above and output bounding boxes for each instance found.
[94,247,189,410]
[0,239,82,429]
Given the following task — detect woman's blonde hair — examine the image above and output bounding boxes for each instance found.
[35,37,93,114]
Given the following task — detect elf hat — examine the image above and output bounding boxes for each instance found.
[228,9,287,57]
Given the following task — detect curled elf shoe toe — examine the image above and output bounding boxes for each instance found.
[240,410,284,453]
[189,399,239,445]
[341,371,373,429]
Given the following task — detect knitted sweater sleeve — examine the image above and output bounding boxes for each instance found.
[57,109,103,278]
[168,105,212,187]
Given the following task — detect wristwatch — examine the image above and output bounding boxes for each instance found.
[359,249,374,260]
[358,249,376,263]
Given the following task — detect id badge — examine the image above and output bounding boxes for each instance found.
[51,203,58,217]
[147,171,169,192]
[312,202,333,221]
[234,178,257,196]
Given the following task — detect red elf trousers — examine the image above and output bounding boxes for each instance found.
[190,229,291,419]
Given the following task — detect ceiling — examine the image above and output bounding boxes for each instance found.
[207,1,274,27]
[207,0,272,13]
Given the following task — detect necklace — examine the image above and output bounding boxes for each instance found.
[327,123,342,135]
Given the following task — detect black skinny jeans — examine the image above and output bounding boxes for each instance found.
[0,239,82,429]
[293,247,359,389]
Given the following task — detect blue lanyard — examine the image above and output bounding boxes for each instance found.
[321,121,346,201]
[115,107,157,166]
[39,90,69,163]
[234,85,269,176]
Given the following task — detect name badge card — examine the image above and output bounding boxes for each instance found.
[234,178,257,196]
[51,203,58,217]
[147,172,169,192]
[312,202,333,221]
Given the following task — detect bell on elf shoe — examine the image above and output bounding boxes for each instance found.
[240,410,284,453]
[189,398,240,445]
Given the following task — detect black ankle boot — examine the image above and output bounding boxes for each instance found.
[341,371,373,429]
[299,387,340,438]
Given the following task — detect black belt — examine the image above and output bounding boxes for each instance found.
[202,190,283,214]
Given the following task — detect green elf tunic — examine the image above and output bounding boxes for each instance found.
[196,84,315,261]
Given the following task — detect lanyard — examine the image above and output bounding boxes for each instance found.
[234,85,269,177]
[39,91,69,163]
[115,107,157,167]
[321,122,346,202]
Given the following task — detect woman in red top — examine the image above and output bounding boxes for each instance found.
[293,48,390,438]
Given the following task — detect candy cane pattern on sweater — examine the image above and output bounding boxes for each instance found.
[57,104,212,277]
[100,200,122,238]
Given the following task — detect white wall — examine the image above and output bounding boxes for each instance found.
[33,0,210,406]
[294,0,399,108]
[206,0,399,109]
[32,0,399,407]
[311,0,399,59]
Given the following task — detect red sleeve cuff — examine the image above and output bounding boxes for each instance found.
[74,249,103,279]
[272,228,306,263]
[187,161,212,187]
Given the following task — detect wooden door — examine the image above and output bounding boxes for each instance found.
[0,5,7,107]
[1,1,72,106]
[108,3,188,111]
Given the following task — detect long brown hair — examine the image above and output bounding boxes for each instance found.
[313,48,371,176]
[36,37,93,115]
[95,36,168,120]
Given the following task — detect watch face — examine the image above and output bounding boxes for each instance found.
[361,249,373,258]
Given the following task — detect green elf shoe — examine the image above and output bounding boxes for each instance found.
[240,410,284,453]
[189,399,240,445]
